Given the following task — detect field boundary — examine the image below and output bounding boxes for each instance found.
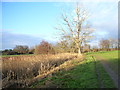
[28,56,84,87]
[94,56,119,88]
[30,55,114,88]
[92,56,104,88]
[2,55,84,88]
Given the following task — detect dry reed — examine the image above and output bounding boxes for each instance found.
[2,53,78,88]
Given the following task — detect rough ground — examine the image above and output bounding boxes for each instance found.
[31,55,116,88]
[94,56,119,88]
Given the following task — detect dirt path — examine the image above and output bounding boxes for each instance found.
[94,56,119,88]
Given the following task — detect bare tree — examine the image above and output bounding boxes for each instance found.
[35,40,55,54]
[13,45,29,54]
[82,44,91,53]
[100,39,110,50]
[109,38,118,50]
[55,3,94,54]
[29,47,35,54]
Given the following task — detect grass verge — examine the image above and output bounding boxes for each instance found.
[30,55,115,88]
[89,50,119,76]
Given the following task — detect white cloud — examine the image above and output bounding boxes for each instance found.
[2,32,42,49]
[1,1,118,49]
[88,40,100,48]
[86,2,118,39]
[12,41,28,46]
[1,31,59,50]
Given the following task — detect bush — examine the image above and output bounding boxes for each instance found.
[29,48,35,54]
[13,45,29,54]
[35,40,55,54]
[2,49,17,55]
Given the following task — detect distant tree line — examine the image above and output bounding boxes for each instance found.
[54,38,119,53]
[2,45,31,55]
[1,38,119,55]
[2,40,55,55]
[87,38,119,52]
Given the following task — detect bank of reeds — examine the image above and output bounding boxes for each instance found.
[2,53,78,88]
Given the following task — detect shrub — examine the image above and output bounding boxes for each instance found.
[35,40,55,54]
[2,49,17,55]
[13,45,29,54]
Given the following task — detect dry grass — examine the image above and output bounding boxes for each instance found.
[2,53,78,88]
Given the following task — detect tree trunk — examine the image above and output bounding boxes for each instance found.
[78,47,81,54]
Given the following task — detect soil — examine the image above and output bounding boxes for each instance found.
[94,56,119,88]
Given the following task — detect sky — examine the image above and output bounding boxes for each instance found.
[1,1,118,50]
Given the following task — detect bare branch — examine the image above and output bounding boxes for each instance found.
[55,3,94,54]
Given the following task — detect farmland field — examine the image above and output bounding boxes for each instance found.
[89,50,119,76]
[2,54,34,57]
[2,50,119,88]
[30,51,118,88]
[2,53,78,88]
[2,1,118,89]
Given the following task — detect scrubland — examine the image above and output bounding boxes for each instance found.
[2,53,78,88]
[30,54,115,88]
[2,50,118,88]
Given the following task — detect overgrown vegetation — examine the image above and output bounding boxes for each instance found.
[2,53,77,88]
[89,50,119,76]
[1,3,119,89]
[30,54,115,88]
[35,40,55,54]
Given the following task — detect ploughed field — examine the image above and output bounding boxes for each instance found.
[2,53,78,88]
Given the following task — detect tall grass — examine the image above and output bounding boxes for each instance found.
[30,55,115,88]
[2,53,78,88]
